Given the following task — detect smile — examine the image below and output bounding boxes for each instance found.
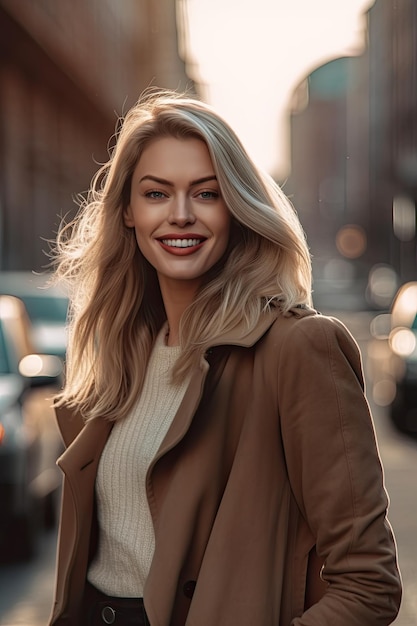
[160,238,205,248]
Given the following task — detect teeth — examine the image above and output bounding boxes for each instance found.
[161,238,202,248]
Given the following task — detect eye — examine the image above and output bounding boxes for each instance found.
[197,190,219,200]
[145,190,167,199]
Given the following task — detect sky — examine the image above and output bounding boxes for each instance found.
[178,0,376,179]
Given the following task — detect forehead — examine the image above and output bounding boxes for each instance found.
[135,136,215,176]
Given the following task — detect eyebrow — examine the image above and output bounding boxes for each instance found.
[138,175,218,187]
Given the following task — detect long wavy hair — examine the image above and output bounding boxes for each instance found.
[53,89,312,421]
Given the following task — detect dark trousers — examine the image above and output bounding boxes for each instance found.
[80,581,150,626]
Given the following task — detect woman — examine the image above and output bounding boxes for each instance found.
[49,90,401,626]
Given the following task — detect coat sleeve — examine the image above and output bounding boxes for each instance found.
[278,314,402,625]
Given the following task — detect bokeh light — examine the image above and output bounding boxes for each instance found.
[335,224,367,259]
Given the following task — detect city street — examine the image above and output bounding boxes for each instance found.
[1,0,415,624]
[0,312,416,626]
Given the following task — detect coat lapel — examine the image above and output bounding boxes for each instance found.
[57,412,112,484]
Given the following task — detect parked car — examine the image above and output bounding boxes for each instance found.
[0,295,63,560]
[0,271,68,359]
[387,282,417,437]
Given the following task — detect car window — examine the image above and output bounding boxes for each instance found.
[0,322,10,374]
[18,295,68,323]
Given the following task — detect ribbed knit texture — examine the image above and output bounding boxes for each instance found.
[87,326,188,597]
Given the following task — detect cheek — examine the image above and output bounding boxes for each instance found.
[134,230,151,255]
[129,210,155,241]
[134,235,158,269]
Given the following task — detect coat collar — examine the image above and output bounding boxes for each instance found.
[56,306,312,477]
[206,307,279,349]
[205,305,312,349]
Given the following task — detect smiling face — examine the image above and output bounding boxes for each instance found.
[125,136,231,298]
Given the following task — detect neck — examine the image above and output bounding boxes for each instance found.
[158,277,200,347]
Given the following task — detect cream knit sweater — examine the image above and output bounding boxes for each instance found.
[87,327,188,597]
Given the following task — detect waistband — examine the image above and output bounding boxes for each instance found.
[81,581,150,626]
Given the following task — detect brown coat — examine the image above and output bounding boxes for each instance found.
[49,307,401,626]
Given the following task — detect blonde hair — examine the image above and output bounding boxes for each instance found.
[54,89,312,421]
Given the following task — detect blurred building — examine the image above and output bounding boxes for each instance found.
[286,57,370,310]
[0,0,192,271]
[368,0,417,283]
[286,0,417,310]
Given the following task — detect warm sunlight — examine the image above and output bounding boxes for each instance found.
[178,0,376,178]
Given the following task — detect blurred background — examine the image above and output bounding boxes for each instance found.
[0,0,416,624]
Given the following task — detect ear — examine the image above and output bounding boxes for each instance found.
[123,205,135,227]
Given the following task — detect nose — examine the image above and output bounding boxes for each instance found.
[168,194,196,226]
